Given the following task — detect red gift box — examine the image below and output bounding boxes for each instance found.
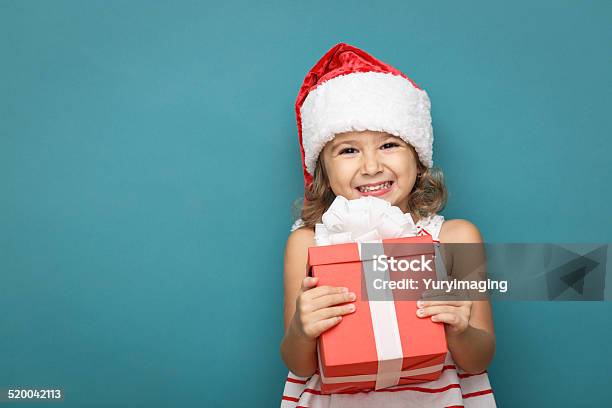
[307,234,448,394]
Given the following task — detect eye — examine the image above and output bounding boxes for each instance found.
[340,147,358,155]
[381,142,400,149]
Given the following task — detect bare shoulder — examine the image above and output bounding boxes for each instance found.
[439,219,483,243]
[285,226,316,255]
[283,227,316,328]
[284,226,316,279]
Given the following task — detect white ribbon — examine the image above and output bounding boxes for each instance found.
[315,196,425,390]
[314,196,418,246]
[358,241,404,390]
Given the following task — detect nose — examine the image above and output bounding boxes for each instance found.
[361,150,383,176]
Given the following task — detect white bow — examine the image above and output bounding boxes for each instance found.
[315,196,418,246]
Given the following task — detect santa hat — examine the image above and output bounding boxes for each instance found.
[295,43,433,194]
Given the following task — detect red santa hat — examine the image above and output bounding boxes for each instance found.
[295,43,433,194]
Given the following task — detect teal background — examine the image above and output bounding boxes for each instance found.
[1,1,611,406]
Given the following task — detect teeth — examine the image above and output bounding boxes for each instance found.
[358,181,392,192]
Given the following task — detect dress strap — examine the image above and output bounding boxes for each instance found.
[290,218,305,232]
[415,214,449,280]
[415,214,445,242]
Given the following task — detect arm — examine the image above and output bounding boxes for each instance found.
[418,219,496,373]
[279,228,356,377]
[445,301,495,373]
[279,229,317,376]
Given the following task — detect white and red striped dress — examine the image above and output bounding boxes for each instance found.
[282,215,496,408]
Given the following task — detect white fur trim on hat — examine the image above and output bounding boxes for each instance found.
[300,71,433,175]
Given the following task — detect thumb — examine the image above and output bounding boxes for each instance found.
[301,276,319,291]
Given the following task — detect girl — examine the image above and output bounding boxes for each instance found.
[280,43,496,407]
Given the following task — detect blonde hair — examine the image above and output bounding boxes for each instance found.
[292,151,448,230]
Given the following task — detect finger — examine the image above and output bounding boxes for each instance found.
[306,285,349,299]
[430,312,461,326]
[312,316,343,337]
[417,299,466,308]
[417,305,458,318]
[300,276,319,291]
[314,303,356,320]
[421,288,447,298]
[312,291,356,309]
[423,287,473,300]
[421,288,462,301]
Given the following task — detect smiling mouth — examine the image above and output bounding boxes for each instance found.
[356,181,393,193]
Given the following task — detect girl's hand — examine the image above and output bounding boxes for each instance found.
[416,292,473,337]
[290,276,357,341]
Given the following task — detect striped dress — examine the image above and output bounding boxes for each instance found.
[281,215,496,408]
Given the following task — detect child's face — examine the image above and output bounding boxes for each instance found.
[321,130,419,213]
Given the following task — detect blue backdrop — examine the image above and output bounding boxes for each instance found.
[1,1,611,406]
